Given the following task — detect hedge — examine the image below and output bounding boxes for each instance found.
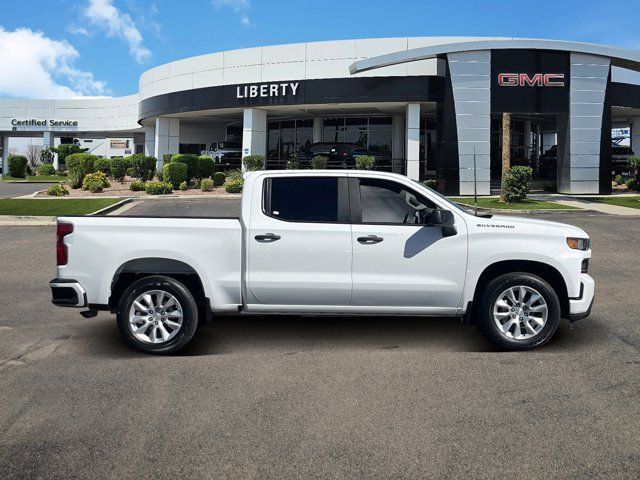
[213,171,226,186]
[502,166,533,203]
[242,155,264,171]
[310,155,328,169]
[66,153,97,188]
[355,155,376,170]
[224,178,244,193]
[145,181,174,195]
[94,158,111,176]
[162,161,188,189]
[128,154,156,181]
[110,157,128,182]
[198,155,215,179]
[130,180,146,191]
[7,155,28,178]
[170,154,199,180]
[38,163,56,176]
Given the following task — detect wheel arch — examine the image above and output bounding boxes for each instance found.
[471,260,569,319]
[108,258,209,315]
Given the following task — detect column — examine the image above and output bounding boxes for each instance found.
[312,117,323,143]
[242,108,267,167]
[1,137,9,176]
[523,120,532,160]
[406,103,420,180]
[447,50,491,195]
[560,53,610,194]
[143,126,155,157]
[43,132,55,169]
[392,115,404,172]
[154,118,180,169]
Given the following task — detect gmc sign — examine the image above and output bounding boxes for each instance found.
[498,73,565,87]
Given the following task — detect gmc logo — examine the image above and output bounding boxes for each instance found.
[498,73,565,87]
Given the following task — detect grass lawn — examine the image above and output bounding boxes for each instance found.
[450,197,578,210]
[1,175,67,182]
[0,198,120,216]
[586,196,640,210]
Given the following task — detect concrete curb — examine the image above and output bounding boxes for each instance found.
[90,198,133,216]
[0,216,57,226]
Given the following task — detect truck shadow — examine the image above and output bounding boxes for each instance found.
[178,314,590,357]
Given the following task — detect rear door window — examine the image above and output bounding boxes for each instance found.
[264,177,341,222]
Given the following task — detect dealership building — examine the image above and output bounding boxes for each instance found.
[2,36,640,195]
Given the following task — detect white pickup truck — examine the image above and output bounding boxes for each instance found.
[50,170,594,354]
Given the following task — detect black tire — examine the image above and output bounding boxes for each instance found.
[116,275,199,354]
[476,272,561,350]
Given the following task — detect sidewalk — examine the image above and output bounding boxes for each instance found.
[530,194,640,216]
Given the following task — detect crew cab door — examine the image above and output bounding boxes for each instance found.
[246,174,352,309]
[349,176,467,311]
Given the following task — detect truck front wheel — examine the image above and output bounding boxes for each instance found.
[476,272,560,350]
[116,275,199,354]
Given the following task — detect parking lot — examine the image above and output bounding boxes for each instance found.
[0,208,638,479]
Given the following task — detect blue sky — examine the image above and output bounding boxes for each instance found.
[1,0,639,98]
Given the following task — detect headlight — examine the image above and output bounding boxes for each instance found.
[567,237,590,250]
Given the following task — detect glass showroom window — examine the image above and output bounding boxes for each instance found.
[266,119,314,167]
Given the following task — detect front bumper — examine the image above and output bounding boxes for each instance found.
[569,274,594,322]
[50,278,87,307]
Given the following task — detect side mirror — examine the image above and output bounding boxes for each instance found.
[425,209,455,226]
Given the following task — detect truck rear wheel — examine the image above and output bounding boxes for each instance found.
[476,272,560,350]
[116,275,199,354]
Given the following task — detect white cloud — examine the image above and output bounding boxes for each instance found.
[67,25,90,36]
[83,0,151,63]
[0,27,108,99]
[213,0,251,27]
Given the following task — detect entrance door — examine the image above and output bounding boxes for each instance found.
[246,175,352,308]
[349,176,467,311]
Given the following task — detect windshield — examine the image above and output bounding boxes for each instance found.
[218,142,240,149]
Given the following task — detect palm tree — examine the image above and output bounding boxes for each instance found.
[499,112,511,202]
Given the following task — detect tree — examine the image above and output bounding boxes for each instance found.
[627,156,640,182]
[499,112,511,203]
[26,144,42,167]
[52,144,88,166]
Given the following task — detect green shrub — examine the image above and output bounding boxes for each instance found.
[110,157,128,182]
[422,179,437,189]
[52,144,88,167]
[627,156,640,179]
[614,175,623,185]
[145,181,173,195]
[355,155,376,170]
[126,167,136,177]
[193,178,201,189]
[162,153,173,164]
[201,178,214,192]
[7,155,28,178]
[82,171,110,192]
[502,166,533,203]
[170,154,199,181]
[155,169,163,182]
[179,180,188,191]
[286,154,301,170]
[130,180,146,191]
[224,178,244,193]
[47,184,68,196]
[225,169,243,181]
[626,178,639,191]
[310,155,328,169]
[213,171,226,186]
[242,155,264,171]
[128,154,156,181]
[38,163,56,176]
[94,158,111,176]
[198,156,215,179]
[66,153,96,188]
[162,161,188,189]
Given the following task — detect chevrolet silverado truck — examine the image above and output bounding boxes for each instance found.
[50,170,594,354]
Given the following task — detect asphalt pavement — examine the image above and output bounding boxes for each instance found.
[0,212,638,479]
[0,181,53,199]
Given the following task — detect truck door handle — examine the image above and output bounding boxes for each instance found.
[357,235,383,244]
[255,233,281,243]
